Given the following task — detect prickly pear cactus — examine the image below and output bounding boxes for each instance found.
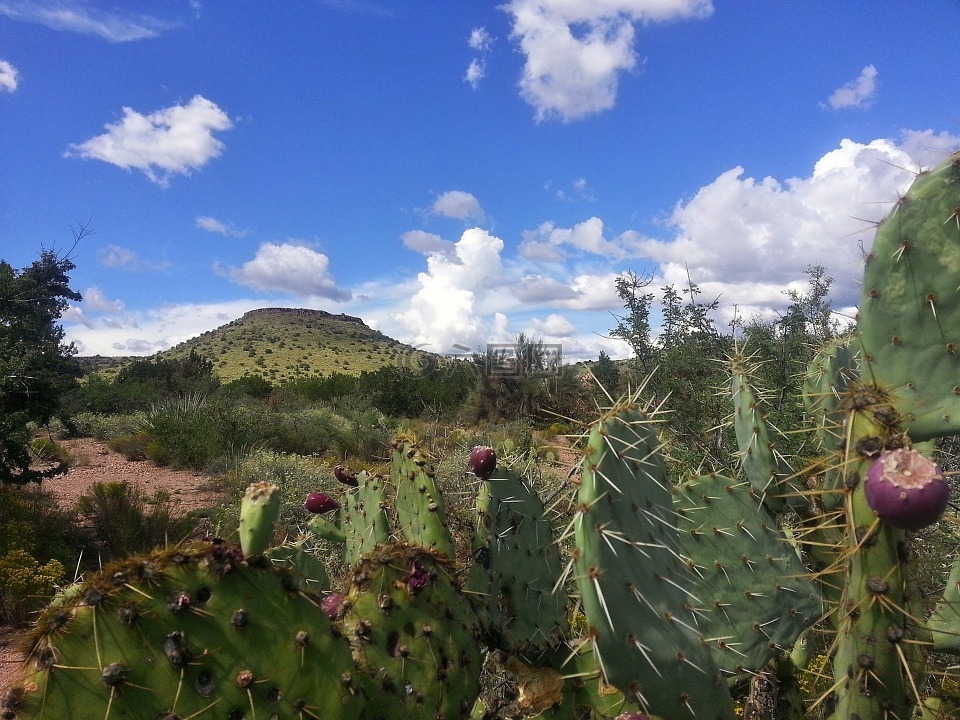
[341,469,391,566]
[729,349,803,513]
[573,392,736,720]
[392,440,455,558]
[466,466,569,654]
[340,544,483,718]
[673,473,822,677]
[858,151,960,442]
[3,541,374,720]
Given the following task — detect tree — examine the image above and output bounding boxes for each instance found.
[0,245,83,483]
[610,271,656,373]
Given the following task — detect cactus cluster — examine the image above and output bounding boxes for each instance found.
[4,151,960,720]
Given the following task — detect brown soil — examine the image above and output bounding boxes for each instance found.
[0,437,227,691]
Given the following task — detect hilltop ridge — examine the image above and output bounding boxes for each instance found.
[78,308,429,384]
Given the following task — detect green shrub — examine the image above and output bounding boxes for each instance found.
[0,548,64,624]
[69,412,147,441]
[107,431,151,461]
[0,483,88,623]
[75,482,198,560]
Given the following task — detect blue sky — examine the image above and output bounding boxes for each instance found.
[2,1,959,360]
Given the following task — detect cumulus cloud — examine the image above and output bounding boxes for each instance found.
[514,274,579,303]
[0,59,18,91]
[224,242,351,301]
[632,133,960,326]
[65,95,233,186]
[825,65,877,110]
[0,0,177,41]
[431,190,486,221]
[899,129,960,169]
[195,215,249,237]
[401,230,456,257]
[519,217,646,260]
[393,227,504,351]
[502,0,713,121]
[81,287,125,314]
[530,313,576,337]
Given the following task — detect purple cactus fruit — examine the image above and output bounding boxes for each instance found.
[864,447,949,531]
[321,593,345,619]
[469,445,497,479]
[333,465,358,487]
[404,560,431,592]
[615,714,650,720]
[304,492,340,514]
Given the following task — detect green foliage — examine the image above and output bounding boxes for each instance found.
[106,431,151,461]
[218,374,274,399]
[75,481,198,560]
[0,549,64,624]
[0,246,82,483]
[139,393,256,471]
[66,411,146,441]
[466,335,586,424]
[0,483,88,624]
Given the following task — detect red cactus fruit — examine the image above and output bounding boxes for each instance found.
[333,465,358,487]
[304,492,340,514]
[469,445,497,479]
[863,447,949,531]
[321,593,344,619]
[615,713,650,720]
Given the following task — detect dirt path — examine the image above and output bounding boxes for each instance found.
[0,438,226,691]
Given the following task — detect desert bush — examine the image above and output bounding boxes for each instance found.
[0,483,88,623]
[28,436,74,466]
[107,431,151,461]
[69,411,147,441]
[0,549,64,624]
[75,482,198,560]
[140,394,258,471]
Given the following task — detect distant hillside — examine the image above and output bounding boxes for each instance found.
[79,308,431,384]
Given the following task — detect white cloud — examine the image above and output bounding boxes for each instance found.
[502,0,713,121]
[465,27,494,89]
[520,217,646,259]
[224,242,351,301]
[0,59,18,92]
[431,190,485,221]
[401,229,456,257]
[530,313,576,337]
[81,287,125,314]
[899,129,960,169]
[96,244,170,272]
[514,274,579,303]
[65,95,233,186]
[464,58,486,89]
[0,1,177,41]
[393,227,504,351]
[633,133,960,323]
[825,65,877,110]
[195,215,250,237]
[468,26,494,51]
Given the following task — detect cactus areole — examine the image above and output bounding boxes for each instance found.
[864,448,949,531]
[469,445,497,479]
